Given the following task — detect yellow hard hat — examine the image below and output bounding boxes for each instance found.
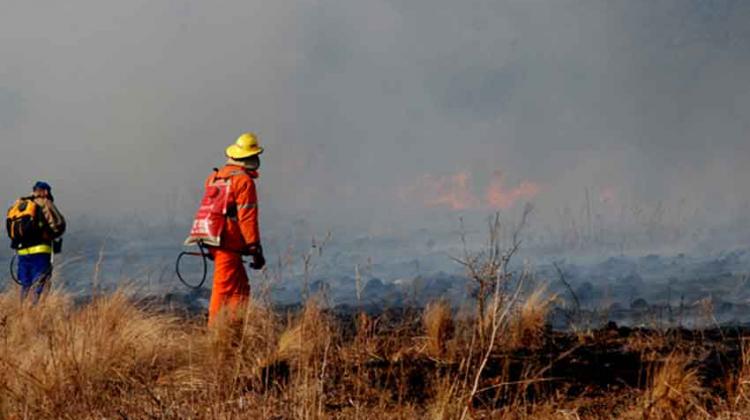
[226,132,264,159]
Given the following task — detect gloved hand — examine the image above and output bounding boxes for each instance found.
[250,253,266,270]
[52,238,63,254]
[247,244,266,270]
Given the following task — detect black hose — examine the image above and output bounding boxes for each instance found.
[176,243,209,290]
[9,254,20,285]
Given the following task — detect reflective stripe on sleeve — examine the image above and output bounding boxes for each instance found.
[236,203,257,210]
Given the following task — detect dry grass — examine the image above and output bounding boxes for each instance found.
[1,286,750,419]
[719,338,750,415]
[428,375,464,420]
[509,285,556,350]
[275,299,331,364]
[643,352,706,419]
[0,289,187,418]
[422,300,454,359]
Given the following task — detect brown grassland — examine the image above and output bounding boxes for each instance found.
[1,286,750,419]
[2,214,749,419]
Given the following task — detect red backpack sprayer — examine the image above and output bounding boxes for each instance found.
[176,169,247,290]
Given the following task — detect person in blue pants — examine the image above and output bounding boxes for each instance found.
[18,253,53,304]
[9,181,66,304]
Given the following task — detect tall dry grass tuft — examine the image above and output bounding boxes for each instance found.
[0,289,187,418]
[429,375,464,420]
[643,352,706,419]
[275,299,331,364]
[723,339,750,413]
[183,297,282,397]
[422,300,454,359]
[353,311,381,364]
[275,298,334,419]
[356,311,376,342]
[509,285,556,350]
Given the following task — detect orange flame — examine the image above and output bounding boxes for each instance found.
[402,170,540,211]
[485,171,540,210]
[420,171,481,210]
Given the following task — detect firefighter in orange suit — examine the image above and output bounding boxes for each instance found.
[207,133,266,324]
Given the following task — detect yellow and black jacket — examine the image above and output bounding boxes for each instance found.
[9,194,66,255]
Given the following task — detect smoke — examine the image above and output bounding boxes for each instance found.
[1,0,749,237]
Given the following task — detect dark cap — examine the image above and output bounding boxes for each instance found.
[33,181,52,192]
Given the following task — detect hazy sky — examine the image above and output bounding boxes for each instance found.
[1,0,749,232]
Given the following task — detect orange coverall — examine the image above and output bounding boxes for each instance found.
[206,165,261,324]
